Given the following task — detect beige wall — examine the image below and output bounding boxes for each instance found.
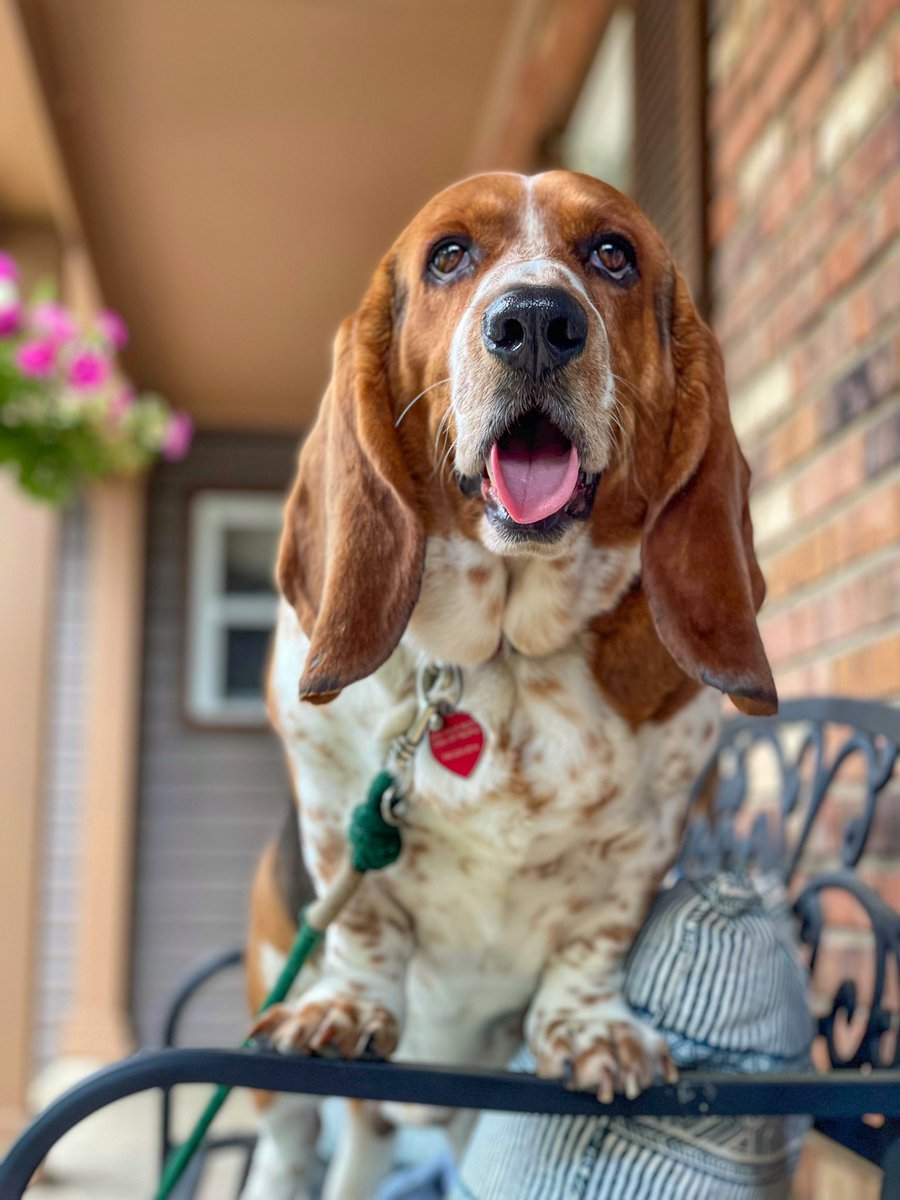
[0,478,59,1144]
[60,480,147,1062]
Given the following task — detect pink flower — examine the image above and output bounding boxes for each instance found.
[0,275,20,336]
[107,386,135,421]
[68,349,111,391]
[0,301,21,337]
[31,301,76,346]
[162,411,193,461]
[15,338,57,378]
[96,308,129,351]
[0,252,19,282]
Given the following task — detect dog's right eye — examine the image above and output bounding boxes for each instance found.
[428,240,471,281]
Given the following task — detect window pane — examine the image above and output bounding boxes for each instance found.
[223,527,279,594]
[224,627,271,697]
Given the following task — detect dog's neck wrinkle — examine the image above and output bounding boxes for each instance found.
[405,531,640,666]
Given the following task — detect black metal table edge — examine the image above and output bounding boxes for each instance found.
[3,1049,900,1197]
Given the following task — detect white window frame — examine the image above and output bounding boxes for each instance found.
[185,489,283,727]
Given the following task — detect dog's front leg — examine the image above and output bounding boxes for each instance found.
[252,877,413,1061]
[525,829,677,1102]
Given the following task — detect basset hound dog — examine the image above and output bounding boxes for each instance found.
[242,170,777,1200]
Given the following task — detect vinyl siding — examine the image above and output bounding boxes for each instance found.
[32,500,89,1067]
[131,431,299,1049]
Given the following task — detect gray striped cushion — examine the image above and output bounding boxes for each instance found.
[451,873,814,1200]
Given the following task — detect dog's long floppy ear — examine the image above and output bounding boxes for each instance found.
[278,257,425,703]
[641,270,777,716]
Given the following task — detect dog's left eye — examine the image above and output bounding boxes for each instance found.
[588,236,637,282]
[428,240,471,280]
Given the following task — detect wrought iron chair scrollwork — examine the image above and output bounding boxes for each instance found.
[679,697,900,1187]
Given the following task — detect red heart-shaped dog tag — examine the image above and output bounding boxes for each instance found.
[429,712,484,777]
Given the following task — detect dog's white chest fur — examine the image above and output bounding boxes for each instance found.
[268,532,719,1063]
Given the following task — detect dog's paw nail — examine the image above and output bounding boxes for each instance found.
[309,1021,337,1053]
[597,1068,615,1105]
[362,1033,380,1058]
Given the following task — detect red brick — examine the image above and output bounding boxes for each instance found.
[817,886,879,932]
[718,2,787,128]
[802,792,854,861]
[841,105,900,203]
[717,112,897,358]
[716,100,769,181]
[850,0,898,56]
[808,934,877,1010]
[709,191,739,245]
[763,398,820,472]
[791,434,864,521]
[756,7,821,116]
[863,782,900,856]
[844,0,900,65]
[762,557,899,668]
[838,483,900,560]
[793,45,837,131]
[816,0,849,30]
[767,483,900,600]
[822,226,864,298]
[865,407,900,476]
[848,287,877,345]
[789,281,895,417]
[869,326,900,397]
[708,80,733,136]
[760,609,795,663]
[871,253,900,326]
[834,634,900,697]
[874,168,900,243]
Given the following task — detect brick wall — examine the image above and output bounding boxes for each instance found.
[708,0,898,702]
[707,2,898,1195]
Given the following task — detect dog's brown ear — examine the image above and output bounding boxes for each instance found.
[641,271,777,716]
[278,256,425,702]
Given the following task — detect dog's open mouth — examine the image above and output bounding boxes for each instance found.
[471,410,600,536]
[488,411,579,524]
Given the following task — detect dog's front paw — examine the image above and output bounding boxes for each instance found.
[250,983,400,1060]
[528,998,676,1102]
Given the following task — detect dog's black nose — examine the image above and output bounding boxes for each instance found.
[482,286,588,376]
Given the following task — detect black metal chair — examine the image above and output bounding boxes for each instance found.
[158,948,256,1199]
[679,696,900,1187]
[2,696,899,1199]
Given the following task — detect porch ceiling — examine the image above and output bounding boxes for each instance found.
[19,0,526,432]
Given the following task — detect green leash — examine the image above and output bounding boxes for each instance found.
[155,661,460,1199]
[154,770,403,1200]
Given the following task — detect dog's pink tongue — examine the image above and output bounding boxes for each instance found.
[490,429,580,525]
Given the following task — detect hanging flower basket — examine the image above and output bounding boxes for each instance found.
[0,251,193,503]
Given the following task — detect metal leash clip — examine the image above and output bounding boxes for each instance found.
[381,662,463,824]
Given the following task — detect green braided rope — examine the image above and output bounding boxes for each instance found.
[350,770,402,871]
[154,771,402,1200]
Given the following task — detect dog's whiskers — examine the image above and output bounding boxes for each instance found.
[606,375,635,473]
[430,409,458,494]
[438,437,458,486]
[433,407,452,457]
[609,371,641,404]
[395,377,450,428]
